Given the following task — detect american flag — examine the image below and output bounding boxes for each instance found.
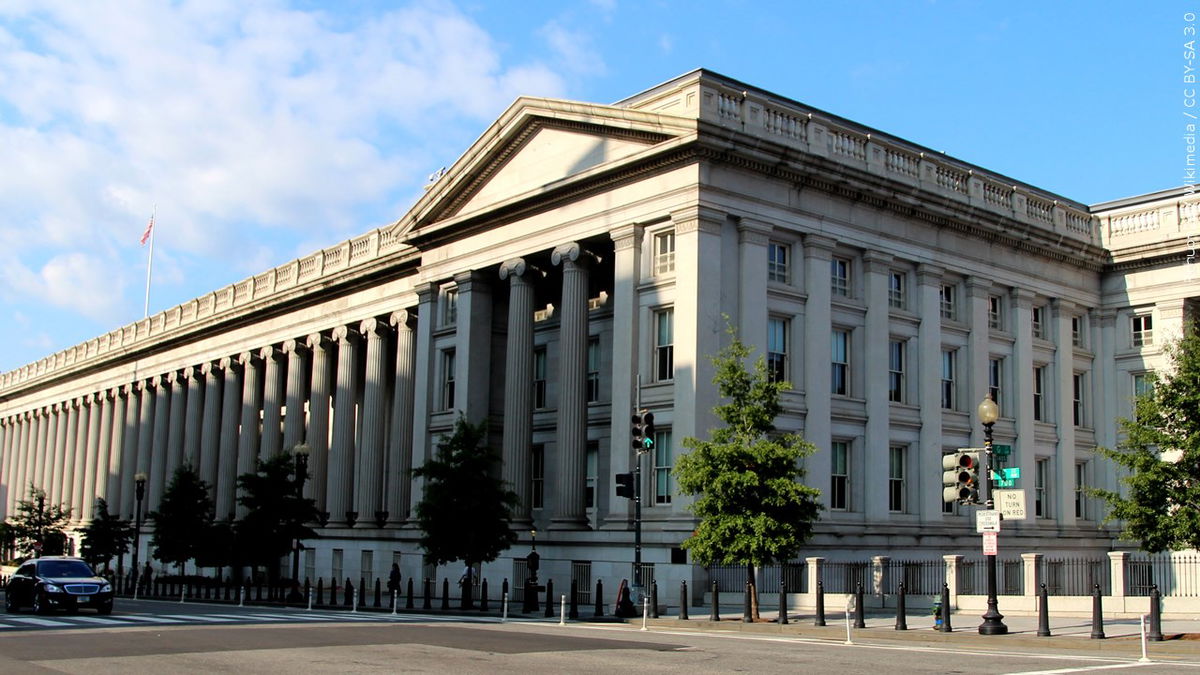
[140,215,154,246]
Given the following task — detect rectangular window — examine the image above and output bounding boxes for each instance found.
[940,284,956,320]
[653,431,672,505]
[441,349,456,411]
[989,357,1003,415]
[888,271,906,309]
[585,442,598,510]
[1033,366,1046,422]
[768,241,790,284]
[1072,316,1083,347]
[332,549,344,587]
[1032,306,1045,339]
[830,441,849,511]
[654,230,675,275]
[1073,372,1085,427]
[1132,372,1153,397]
[361,550,374,587]
[531,444,545,509]
[1035,458,1049,518]
[533,348,547,409]
[654,308,674,382]
[1075,462,1087,520]
[888,445,906,513]
[888,339,905,403]
[831,257,851,297]
[586,338,600,403]
[767,317,789,383]
[1131,314,1153,347]
[831,329,850,396]
[941,349,957,410]
[441,288,458,326]
[988,295,1003,330]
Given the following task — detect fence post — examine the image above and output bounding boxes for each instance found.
[1108,551,1128,599]
[1149,585,1163,641]
[814,580,826,626]
[895,581,907,630]
[853,582,865,628]
[1022,552,1042,610]
[778,576,788,625]
[679,580,688,620]
[710,580,720,622]
[943,554,963,610]
[806,556,823,619]
[1037,583,1051,637]
[1090,584,1106,639]
[872,555,888,608]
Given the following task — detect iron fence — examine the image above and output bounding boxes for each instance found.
[882,559,943,595]
[1126,552,1200,597]
[1044,557,1109,596]
[958,558,1023,596]
[707,562,808,593]
[821,561,869,594]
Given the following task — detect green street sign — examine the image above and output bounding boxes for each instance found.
[993,444,1012,458]
[990,467,1019,487]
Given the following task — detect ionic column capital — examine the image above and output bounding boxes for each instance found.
[389,309,416,331]
[306,332,331,351]
[259,345,280,361]
[332,325,359,344]
[360,317,389,338]
[499,258,544,281]
[238,351,260,367]
[551,242,599,268]
[283,338,308,355]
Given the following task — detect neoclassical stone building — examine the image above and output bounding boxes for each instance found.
[0,70,1196,592]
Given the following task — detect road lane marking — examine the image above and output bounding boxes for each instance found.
[5,617,74,626]
[1002,663,1160,674]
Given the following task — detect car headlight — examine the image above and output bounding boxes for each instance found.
[43,584,62,593]
[100,583,112,593]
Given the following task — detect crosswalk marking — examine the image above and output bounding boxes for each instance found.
[6,617,74,626]
[0,609,503,632]
[115,615,187,623]
[69,616,128,625]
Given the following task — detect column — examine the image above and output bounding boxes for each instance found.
[105,386,130,513]
[802,233,836,507]
[328,325,360,527]
[183,364,204,468]
[551,242,596,529]
[737,218,772,353]
[282,339,309,453]
[55,404,78,507]
[149,376,173,510]
[966,278,991,448]
[49,403,69,507]
[0,419,9,519]
[121,382,147,520]
[356,318,390,527]
[215,356,243,521]
[500,259,537,522]
[1053,300,1078,527]
[605,224,643,527]
[260,345,285,459]
[37,407,57,494]
[12,413,30,505]
[306,333,333,518]
[30,409,46,493]
[862,250,892,521]
[235,351,263,518]
[1093,309,1118,495]
[408,283,436,515]
[1011,288,1035,515]
[165,370,187,481]
[386,310,417,526]
[72,395,97,517]
[93,389,116,508]
[135,378,159,514]
[916,265,945,522]
[453,270,493,422]
[198,361,223,492]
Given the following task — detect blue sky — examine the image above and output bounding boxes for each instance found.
[0,1,1185,372]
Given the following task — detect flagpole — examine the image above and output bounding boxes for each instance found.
[143,206,156,319]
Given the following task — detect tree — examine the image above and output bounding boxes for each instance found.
[235,453,320,583]
[674,330,823,619]
[148,465,214,573]
[1093,326,1200,552]
[413,416,518,572]
[79,498,133,572]
[6,486,72,559]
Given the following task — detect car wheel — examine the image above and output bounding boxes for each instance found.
[97,602,112,616]
[32,591,49,615]
[4,592,16,613]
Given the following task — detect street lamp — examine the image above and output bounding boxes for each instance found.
[288,444,311,602]
[976,394,1007,635]
[131,473,147,600]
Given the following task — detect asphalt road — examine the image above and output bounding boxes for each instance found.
[3,598,1200,673]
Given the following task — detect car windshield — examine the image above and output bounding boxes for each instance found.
[37,560,95,578]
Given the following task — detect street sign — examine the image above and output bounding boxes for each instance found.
[982,531,998,555]
[989,467,1020,488]
[976,510,1001,533]
[993,444,1012,458]
[994,489,1027,520]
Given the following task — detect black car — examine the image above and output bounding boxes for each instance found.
[5,556,114,615]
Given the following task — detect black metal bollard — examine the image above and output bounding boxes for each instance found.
[1149,585,1163,641]
[480,578,489,611]
[344,579,353,606]
[854,582,866,628]
[1037,583,1051,637]
[374,578,382,608]
[423,577,432,610]
[1090,584,1105,639]
[814,580,826,626]
[406,577,414,609]
[544,579,554,617]
[651,580,659,619]
[778,576,788,625]
[595,579,604,617]
[939,583,952,633]
[711,580,720,622]
[741,580,752,623]
[895,582,907,630]
[442,578,450,610]
[523,579,535,614]
[568,580,578,619]
[679,580,689,620]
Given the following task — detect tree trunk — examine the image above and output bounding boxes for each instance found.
[747,562,760,620]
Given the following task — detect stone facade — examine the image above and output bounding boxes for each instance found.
[0,70,1196,594]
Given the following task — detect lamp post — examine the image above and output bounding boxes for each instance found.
[131,473,147,600]
[288,444,311,602]
[976,394,1008,635]
[34,492,45,558]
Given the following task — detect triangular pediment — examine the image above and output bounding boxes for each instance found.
[393,97,696,240]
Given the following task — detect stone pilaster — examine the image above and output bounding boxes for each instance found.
[387,310,417,526]
[356,318,390,527]
[453,270,493,422]
[215,356,242,521]
[1094,309,1118,495]
[802,233,836,508]
[500,258,538,522]
[1011,288,1036,517]
[328,325,361,527]
[183,364,205,468]
[198,361,223,494]
[605,224,643,527]
[916,264,945,523]
[118,384,142,519]
[165,370,187,481]
[1053,299,1078,526]
[408,283,436,516]
[965,278,991,449]
[862,250,892,521]
[260,346,285,459]
[550,242,597,529]
[12,412,30,506]
[282,339,309,453]
[235,351,263,518]
[306,332,333,516]
[736,218,772,353]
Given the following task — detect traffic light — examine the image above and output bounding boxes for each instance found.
[942,451,981,504]
[615,472,634,499]
[631,410,656,453]
[631,414,645,450]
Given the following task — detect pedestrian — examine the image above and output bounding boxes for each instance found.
[388,563,401,595]
[614,578,636,618]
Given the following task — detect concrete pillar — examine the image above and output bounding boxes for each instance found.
[943,554,964,608]
[551,242,596,529]
[118,384,141,520]
[966,278,991,448]
[1108,550,1128,597]
[165,370,187,481]
[306,333,334,516]
[453,271,493,423]
[235,352,263,518]
[500,258,538,522]
[736,218,772,352]
[863,250,892,521]
[57,404,78,509]
[198,361,223,494]
[917,265,945,522]
[136,377,160,511]
[1011,288,1035,517]
[215,356,243,521]
[806,557,825,602]
[183,364,205,468]
[46,405,65,502]
[386,311,417,526]
[78,394,103,519]
[356,318,390,527]
[35,407,54,495]
[29,410,46,494]
[282,339,309,453]
[803,234,836,506]
[1053,300,1078,526]
[93,389,117,507]
[605,224,643,527]
[260,346,285,459]
[328,325,361,527]
[71,396,95,515]
[1022,552,1042,601]
[408,283,436,515]
[106,386,130,514]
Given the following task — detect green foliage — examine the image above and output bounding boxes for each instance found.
[79,498,133,569]
[1093,327,1200,552]
[148,465,214,569]
[6,486,72,558]
[235,453,320,576]
[413,415,518,567]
